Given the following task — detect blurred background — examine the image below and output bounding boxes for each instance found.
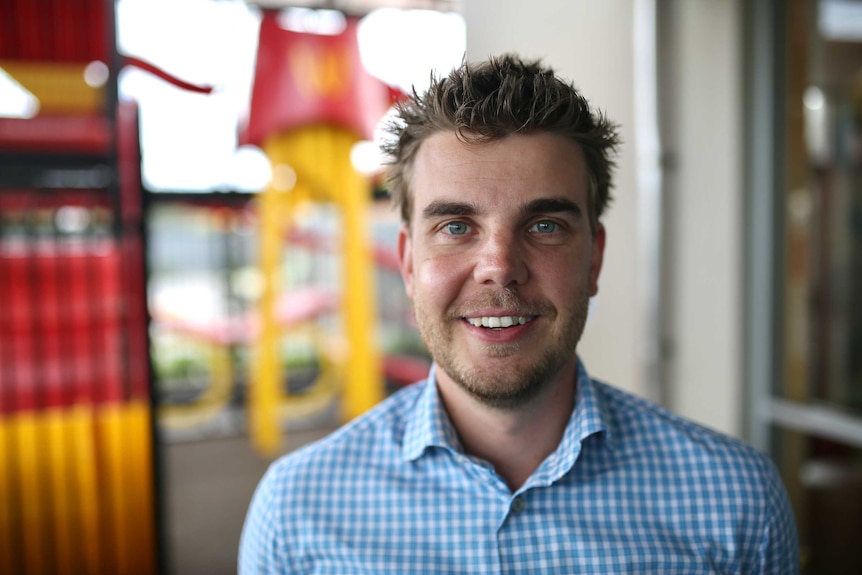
[0,0,860,573]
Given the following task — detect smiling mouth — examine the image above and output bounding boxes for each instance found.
[465,316,535,329]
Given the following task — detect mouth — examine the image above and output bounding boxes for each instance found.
[464,315,536,329]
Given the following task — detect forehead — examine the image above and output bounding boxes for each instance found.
[410,131,589,214]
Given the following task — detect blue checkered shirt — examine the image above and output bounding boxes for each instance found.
[240,360,799,574]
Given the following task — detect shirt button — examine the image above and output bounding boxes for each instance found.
[511,497,526,513]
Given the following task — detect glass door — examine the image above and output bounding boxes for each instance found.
[748,1,862,572]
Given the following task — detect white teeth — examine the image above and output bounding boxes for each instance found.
[466,316,531,328]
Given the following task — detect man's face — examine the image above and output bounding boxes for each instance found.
[397,132,605,409]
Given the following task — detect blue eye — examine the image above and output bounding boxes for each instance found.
[445,222,469,235]
[529,221,558,234]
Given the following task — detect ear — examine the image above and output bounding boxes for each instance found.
[397,224,415,300]
[589,223,606,297]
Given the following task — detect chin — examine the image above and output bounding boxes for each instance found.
[447,355,566,409]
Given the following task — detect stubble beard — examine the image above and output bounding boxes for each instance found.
[413,286,590,410]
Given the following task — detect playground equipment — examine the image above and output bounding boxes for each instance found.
[0,99,158,575]
[240,11,402,456]
[247,123,382,455]
[146,11,435,455]
[148,195,431,440]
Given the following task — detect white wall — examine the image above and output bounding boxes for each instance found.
[664,0,743,436]
[463,0,745,437]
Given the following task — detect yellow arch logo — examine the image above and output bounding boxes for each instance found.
[289,43,352,99]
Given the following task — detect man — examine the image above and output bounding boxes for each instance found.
[240,54,799,574]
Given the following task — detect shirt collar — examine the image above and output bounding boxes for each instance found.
[401,359,613,465]
[402,364,463,461]
[569,358,613,448]
[526,358,614,487]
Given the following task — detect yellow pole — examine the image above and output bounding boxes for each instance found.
[125,400,156,575]
[250,125,384,450]
[46,408,75,575]
[335,130,383,420]
[0,413,15,574]
[16,411,49,575]
[99,403,129,575]
[250,138,284,457]
[72,404,101,575]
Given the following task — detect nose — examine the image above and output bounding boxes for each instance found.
[471,230,529,287]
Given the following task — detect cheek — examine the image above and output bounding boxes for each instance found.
[414,254,468,303]
[536,253,592,301]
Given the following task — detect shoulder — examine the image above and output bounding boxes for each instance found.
[239,383,426,574]
[259,381,425,494]
[592,379,779,487]
[575,379,799,572]
[591,380,798,567]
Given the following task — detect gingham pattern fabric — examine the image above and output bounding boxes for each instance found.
[239,360,799,574]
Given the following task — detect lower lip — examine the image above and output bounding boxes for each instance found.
[461,319,535,343]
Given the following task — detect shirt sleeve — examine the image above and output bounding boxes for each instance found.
[239,465,289,575]
[758,459,800,575]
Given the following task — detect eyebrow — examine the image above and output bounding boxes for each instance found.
[420,197,583,220]
[421,200,479,219]
[523,197,583,217]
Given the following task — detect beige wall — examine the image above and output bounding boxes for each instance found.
[663,0,743,437]
[462,0,744,437]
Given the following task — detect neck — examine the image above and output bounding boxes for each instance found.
[437,365,577,492]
